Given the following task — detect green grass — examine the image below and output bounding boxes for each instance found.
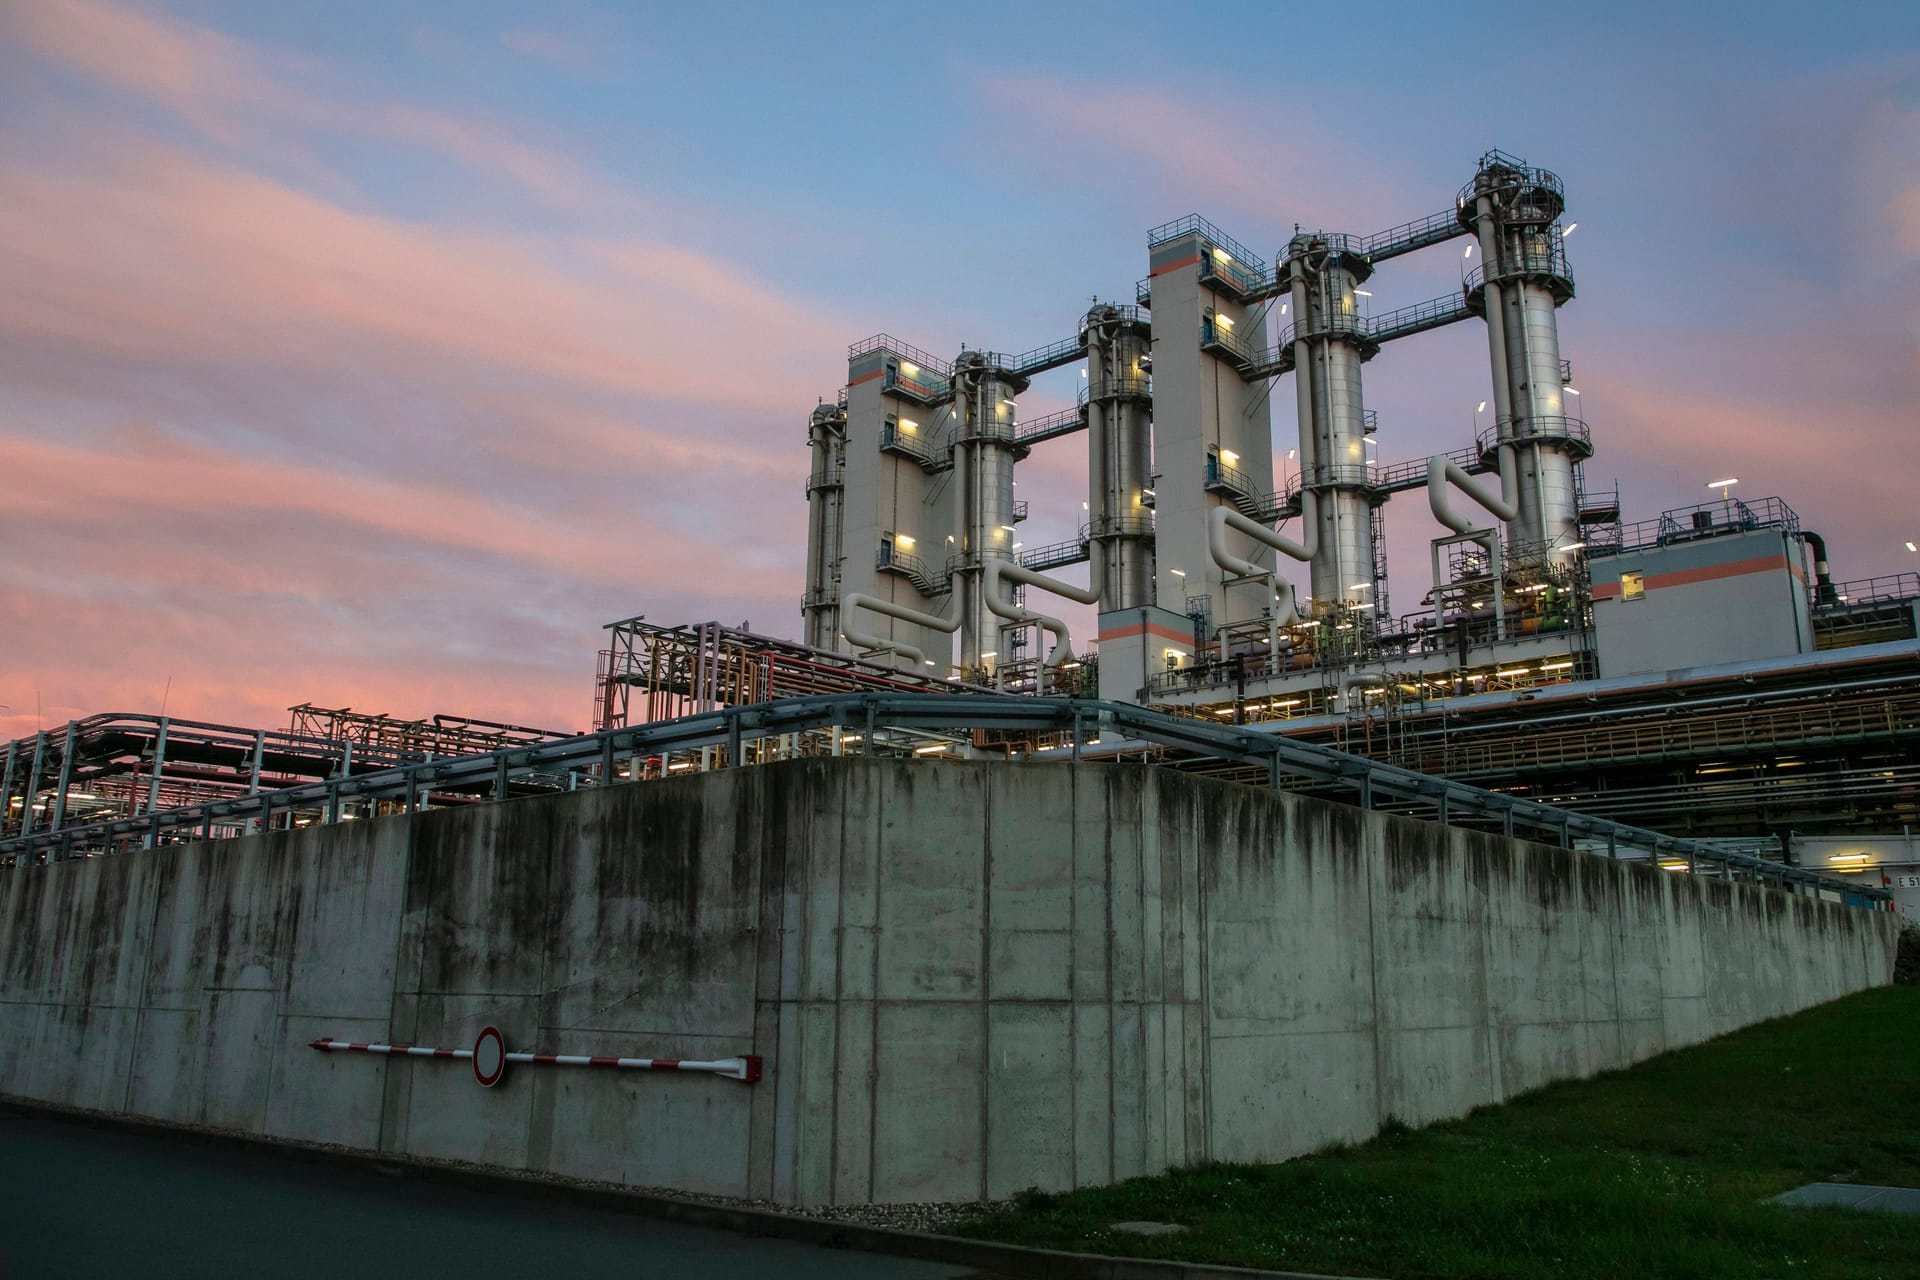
[961,986,1920,1279]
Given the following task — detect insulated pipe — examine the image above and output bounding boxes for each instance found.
[1338,672,1386,712]
[1206,501,1318,629]
[1427,450,1519,534]
[1797,531,1837,605]
[842,591,959,669]
[982,559,1098,666]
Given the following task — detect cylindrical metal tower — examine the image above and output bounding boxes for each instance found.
[950,352,1027,672]
[1284,233,1382,616]
[801,401,847,649]
[1083,302,1155,609]
[1460,151,1590,567]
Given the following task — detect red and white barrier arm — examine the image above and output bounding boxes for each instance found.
[308,1037,762,1083]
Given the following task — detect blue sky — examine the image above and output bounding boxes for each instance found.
[1,0,1915,734]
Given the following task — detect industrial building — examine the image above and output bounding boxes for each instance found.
[1,149,1914,914]
[797,148,1920,897]
[1,146,1908,1221]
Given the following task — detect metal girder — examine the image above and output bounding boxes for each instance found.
[0,693,1888,903]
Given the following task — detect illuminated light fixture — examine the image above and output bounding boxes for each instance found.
[1496,667,1530,677]
[1216,314,1235,330]
[1350,602,1376,610]
[1081,368,1088,378]
[840,734,863,744]
[1906,541,1916,553]
[1061,660,1081,669]
[1563,222,1578,236]
[1564,387,1580,396]
[1353,288,1372,297]
[901,362,918,376]
[1336,623,1354,631]
[924,660,938,667]
[1082,501,1089,510]
[981,650,998,659]
[999,525,1016,534]
[1169,568,1186,577]
[1658,859,1690,872]
[1542,660,1575,671]
[1212,247,1232,264]
[1349,582,1372,591]
[1707,477,1739,490]
[1213,708,1236,717]
[1141,487,1156,497]
[1828,852,1871,865]
[1012,542,1023,550]
[1463,244,1474,259]
[896,534,915,547]
[1476,400,1488,412]
[1522,583,1552,593]
[1279,302,1289,314]
[1221,449,1239,465]
[914,744,949,755]
[899,418,919,430]
[1286,448,1297,461]
[1562,541,1586,551]
[1270,698,1303,708]
[1003,399,1017,408]
[668,761,695,773]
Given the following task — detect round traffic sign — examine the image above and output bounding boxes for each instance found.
[473,1025,506,1087]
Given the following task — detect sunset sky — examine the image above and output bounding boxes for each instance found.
[2,0,1916,740]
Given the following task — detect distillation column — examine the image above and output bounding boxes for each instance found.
[1461,152,1587,566]
[801,401,848,648]
[1284,233,1382,617]
[950,352,1026,672]
[1083,303,1155,608]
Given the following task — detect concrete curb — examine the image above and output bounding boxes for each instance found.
[2,1095,1371,1280]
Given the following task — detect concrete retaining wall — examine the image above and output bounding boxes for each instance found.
[0,761,1897,1203]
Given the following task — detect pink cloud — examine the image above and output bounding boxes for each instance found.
[0,136,845,416]
[968,70,1411,239]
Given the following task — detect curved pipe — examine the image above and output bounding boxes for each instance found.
[1427,449,1518,534]
[842,591,957,668]
[1797,530,1837,605]
[982,558,1096,666]
[1206,500,1317,627]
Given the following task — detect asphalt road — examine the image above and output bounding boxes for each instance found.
[0,1109,983,1279]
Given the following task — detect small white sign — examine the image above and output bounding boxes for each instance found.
[1896,874,1920,890]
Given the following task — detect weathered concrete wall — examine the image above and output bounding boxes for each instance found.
[0,761,1897,1204]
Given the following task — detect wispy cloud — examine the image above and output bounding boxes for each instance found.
[0,1,844,733]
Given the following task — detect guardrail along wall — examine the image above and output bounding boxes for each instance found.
[0,758,1897,1205]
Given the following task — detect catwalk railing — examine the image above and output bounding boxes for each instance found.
[0,693,1889,903]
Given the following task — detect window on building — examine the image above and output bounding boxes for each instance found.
[1621,570,1645,601]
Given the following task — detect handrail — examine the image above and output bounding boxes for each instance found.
[1,692,1889,903]
[1362,208,1469,261]
[1369,292,1475,344]
[847,333,953,377]
[1147,214,1266,271]
[1476,416,1593,458]
[1819,573,1920,608]
[1015,406,1088,444]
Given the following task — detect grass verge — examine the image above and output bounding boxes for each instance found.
[960,986,1920,1279]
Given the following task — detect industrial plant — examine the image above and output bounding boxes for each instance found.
[1,147,1910,1217]
[2,150,1915,896]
